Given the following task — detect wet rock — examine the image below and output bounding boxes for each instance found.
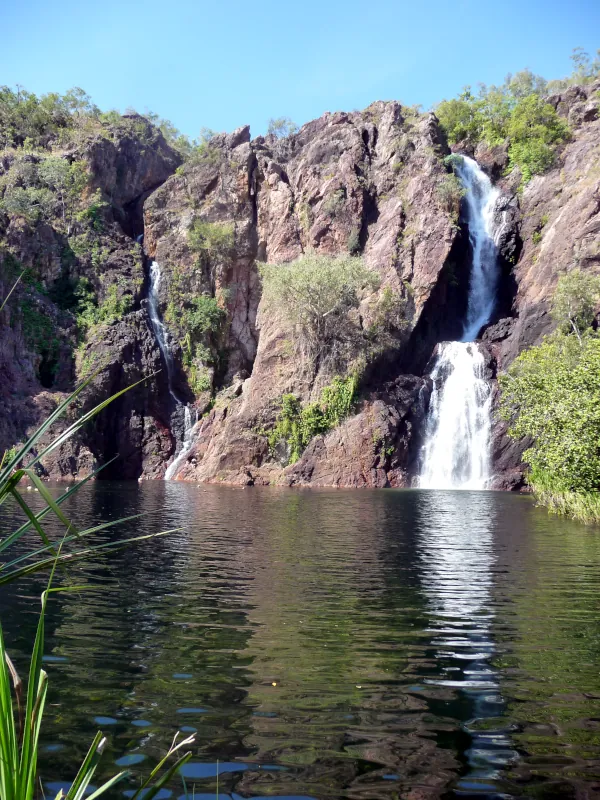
[285,376,430,488]
[475,140,510,179]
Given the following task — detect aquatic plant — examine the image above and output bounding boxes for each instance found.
[0,278,194,797]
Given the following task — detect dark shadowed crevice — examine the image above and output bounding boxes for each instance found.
[400,222,471,375]
[358,189,380,251]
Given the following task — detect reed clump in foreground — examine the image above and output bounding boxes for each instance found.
[0,275,194,799]
[529,471,600,526]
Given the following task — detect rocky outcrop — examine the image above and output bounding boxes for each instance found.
[285,376,429,488]
[0,117,181,478]
[2,83,599,489]
[144,125,260,384]
[498,80,600,368]
[156,102,462,484]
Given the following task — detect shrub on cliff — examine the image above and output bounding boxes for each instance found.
[550,269,600,342]
[268,374,358,464]
[499,270,600,522]
[260,253,409,371]
[259,253,378,359]
[436,70,569,184]
[188,219,234,259]
[436,172,466,222]
[267,117,298,138]
[165,293,228,395]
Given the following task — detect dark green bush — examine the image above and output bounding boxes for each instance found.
[268,374,358,464]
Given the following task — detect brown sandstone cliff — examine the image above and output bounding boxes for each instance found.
[145,102,463,485]
[1,84,599,489]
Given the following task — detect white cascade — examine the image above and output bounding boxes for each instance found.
[164,405,198,481]
[147,260,196,480]
[418,342,492,489]
[148,261,177,404]
[419,156,503,490]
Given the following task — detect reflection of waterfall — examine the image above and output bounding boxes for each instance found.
[416,491,517,794]
[147,260,197,480]
[419,157,503,490]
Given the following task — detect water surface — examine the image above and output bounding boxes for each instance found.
[3,484,600,799]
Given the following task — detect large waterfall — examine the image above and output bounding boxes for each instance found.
[419,157,503,490]
[147,260,197,480]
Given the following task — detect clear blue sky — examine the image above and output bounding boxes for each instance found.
[2,0,598,139]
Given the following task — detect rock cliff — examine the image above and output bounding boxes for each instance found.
[1,84,598,488]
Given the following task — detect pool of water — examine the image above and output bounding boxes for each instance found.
[2,483,600,799]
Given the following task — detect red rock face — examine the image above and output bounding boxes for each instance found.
[152,103,461,485]
[2,84,599,488]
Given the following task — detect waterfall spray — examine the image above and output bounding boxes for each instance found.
[419,157,503,490]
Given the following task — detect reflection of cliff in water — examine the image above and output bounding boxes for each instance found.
[236,489,459,799]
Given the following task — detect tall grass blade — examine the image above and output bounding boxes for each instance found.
[0,271,23,314]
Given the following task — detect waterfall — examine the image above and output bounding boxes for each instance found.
[419,342,492,489]
[148,261,177,404]
[419,157,502,490]
[456,157,503,342]
[164,405,198,481]
[147,260,196,480]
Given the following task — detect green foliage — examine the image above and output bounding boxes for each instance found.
[524,467,600,525]
[267,117,298,138]
[142,111,196,158]
[75,188,109,231]
[322,187,346,217]
[550,268,600,338]
[499,332,600,494]
[347,227,361,255]
[436,171,466,221]
[367,286,408,342]
[505,95,569,182]
[499,272,600,519]
[436,75,570,184]
[0,85,98,150]
[166,293,227,396]
[188,218,234,258]
[268,374,358,464]
[37,157,88,228]
[75,280,132,333]
[259,253,379,361]
[182,128,221,166]
[546,47,600,93]
[186,293,226,335]
[0,155,89,230]
[17,297,59,365]
[0,186,54,222]
[436,88,487,146]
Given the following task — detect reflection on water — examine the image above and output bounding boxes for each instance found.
[1,484,600,799]
[415,491,518,797]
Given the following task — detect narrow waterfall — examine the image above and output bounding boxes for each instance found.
[147,260,197,480]
[148,261,177,403]
[419,157,503,490]
[164,405,198,480]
